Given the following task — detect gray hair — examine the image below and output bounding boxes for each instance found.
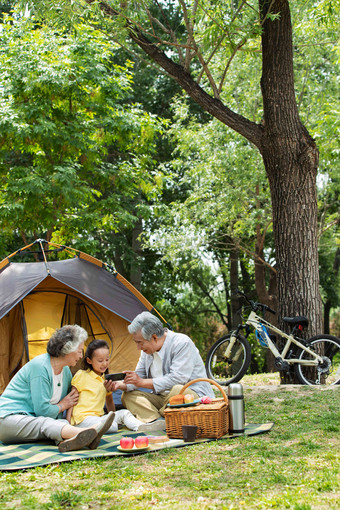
[128,312,165,341]
[47,325,88,357]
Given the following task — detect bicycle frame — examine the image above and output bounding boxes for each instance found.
[243,311,323,366]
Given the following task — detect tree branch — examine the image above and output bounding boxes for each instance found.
[318,218,340,239]
[192,274,229,328]
[146,0,185,66]
[90,1,263,147]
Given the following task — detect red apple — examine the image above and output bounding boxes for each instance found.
[120,437,134,449]
[134,436,149,448]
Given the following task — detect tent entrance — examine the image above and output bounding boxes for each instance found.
[23,292,113,361]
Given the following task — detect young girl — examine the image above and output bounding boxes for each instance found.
[67,339,164,436]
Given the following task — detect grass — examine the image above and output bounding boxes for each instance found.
[0,374,339,509]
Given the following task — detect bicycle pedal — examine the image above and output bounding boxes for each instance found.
[274,357,289,371]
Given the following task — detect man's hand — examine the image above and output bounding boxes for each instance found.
[123,370,144,387]
[123,371,154,390]
[104,372,154,391]
[104,379,127,392]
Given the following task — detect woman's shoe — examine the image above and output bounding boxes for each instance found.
[88,411,115,450]
[58,428,97,453]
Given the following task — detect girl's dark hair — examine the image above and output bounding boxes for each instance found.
[83,339,110,371]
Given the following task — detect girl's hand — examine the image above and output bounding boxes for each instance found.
[104,379,127,392]
[59,388,79,411]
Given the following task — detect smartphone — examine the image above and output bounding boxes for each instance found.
[105,372,126,381]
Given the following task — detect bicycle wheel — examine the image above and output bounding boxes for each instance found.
[295,335,340,385]
[205,334,251,385]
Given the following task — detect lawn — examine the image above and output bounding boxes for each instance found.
[0,374,339,510]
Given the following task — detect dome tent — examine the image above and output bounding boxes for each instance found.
[0,239,167,394]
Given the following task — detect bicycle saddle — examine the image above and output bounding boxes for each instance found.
[283,316,309,328]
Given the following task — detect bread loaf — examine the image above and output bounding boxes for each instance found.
[184,394,195,403]
[146,435,169,444]
[169,394,185,405]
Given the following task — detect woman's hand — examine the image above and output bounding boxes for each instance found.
[58,388,79,412]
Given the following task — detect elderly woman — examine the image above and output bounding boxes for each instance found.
[0,325,114,452]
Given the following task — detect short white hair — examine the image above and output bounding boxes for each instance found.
[47,325,88,357]
[62,325,88,354]
[128,312,165,341]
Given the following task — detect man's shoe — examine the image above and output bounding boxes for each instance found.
[138,418,166,432]
[58,428,97,453]
[88,411,115,450]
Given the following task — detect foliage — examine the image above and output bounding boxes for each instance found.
[0,14,164,248]
[0,377,339,509]
[148,99,272,260]
[140,101,274,361]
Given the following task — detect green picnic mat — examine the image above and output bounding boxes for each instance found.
[0,422,274,471]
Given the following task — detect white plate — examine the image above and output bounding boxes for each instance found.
[117,445,150,453]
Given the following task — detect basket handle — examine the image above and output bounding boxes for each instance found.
[179,377,228,403]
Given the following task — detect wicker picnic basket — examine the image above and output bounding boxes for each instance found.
[164,378,229,439]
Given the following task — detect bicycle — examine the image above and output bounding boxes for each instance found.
[205,290,340,386]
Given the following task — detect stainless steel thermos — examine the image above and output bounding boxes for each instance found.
[228,383,245,435]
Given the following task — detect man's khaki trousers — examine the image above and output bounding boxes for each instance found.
[121,384,199,423]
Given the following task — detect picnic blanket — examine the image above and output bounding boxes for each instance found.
[0,422,274,471]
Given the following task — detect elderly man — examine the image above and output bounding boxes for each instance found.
[109,312,214,426]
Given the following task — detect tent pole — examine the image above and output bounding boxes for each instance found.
[37,239,50,275]
[152,308,173,331]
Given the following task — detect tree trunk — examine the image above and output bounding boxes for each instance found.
[260,0,322,336]
[254,235,277,373]
[113,238,124,276]
[230,246,240,328]
[254,229,277,313]
[323,300,331,335]
[260,0,322,382]
[131,215,143,291]
[214,252,231,329]
[324,247,340,334]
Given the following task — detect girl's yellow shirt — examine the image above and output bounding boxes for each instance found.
[70,369,111,425]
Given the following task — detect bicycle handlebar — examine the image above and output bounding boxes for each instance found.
[259,303,276,315]
[235,289,276,315]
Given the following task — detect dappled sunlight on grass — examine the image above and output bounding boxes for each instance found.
[243,372,281,385]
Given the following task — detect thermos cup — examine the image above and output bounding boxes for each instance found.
[228,383,245,435]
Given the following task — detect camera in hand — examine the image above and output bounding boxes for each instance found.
[105,372,126,381]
